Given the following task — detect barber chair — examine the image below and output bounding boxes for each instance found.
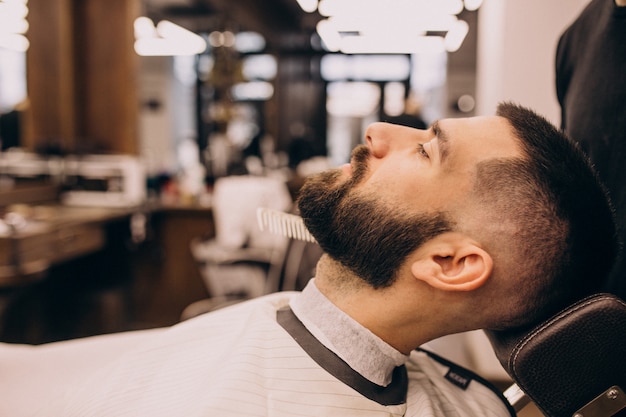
[486,293,626,417]
[185,175,292,318]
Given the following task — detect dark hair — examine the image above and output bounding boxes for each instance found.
[476,102,618,326]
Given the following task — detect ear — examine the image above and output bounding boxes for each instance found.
[410,233,493,292]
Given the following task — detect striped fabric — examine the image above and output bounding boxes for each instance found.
[14,292,512,416]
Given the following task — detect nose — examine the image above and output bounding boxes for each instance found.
[364,122,428,158]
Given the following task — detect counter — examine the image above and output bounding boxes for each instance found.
[0,196,214,344]
[0,204,135,286]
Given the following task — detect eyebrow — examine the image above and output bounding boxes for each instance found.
[431,120,450,163]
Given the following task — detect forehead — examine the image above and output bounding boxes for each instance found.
[439,115,523,163]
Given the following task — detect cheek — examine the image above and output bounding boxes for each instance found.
[360,171,435,210]
[361,167,469,212]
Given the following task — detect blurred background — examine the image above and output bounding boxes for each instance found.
[0,1,590,410]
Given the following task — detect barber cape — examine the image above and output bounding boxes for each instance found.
[3,291,513,417]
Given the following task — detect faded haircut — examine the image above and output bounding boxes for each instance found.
[475,102,617,327]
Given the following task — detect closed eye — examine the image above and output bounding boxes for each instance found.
[417,143,429,159]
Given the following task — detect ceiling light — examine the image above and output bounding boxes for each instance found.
[444,19,468,52]
[134,38,206,56]
[156,20,202,45]
[318,0,463,17]
[340,35,445,55]
[0,32,28,52]
[314,0,478,54]
[0,0,29,51]
[464,0,483,11]
[325,13,457,35]
[134,16,156,39]
[316,19,341,52]
[296,0,318,13]
[134,18,207,56]
[0,16,28,34]
[0,0,28,20]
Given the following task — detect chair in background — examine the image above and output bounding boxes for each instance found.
[487,293,626,417]
[186,175,292,317]
[277,238,323,292]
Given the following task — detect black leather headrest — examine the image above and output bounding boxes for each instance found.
[485,293,626,417]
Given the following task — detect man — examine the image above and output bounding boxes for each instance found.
[556,0,626,299]
[298,101,616,332]
[0,103,616,416]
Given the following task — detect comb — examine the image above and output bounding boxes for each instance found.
[256,207,317,243]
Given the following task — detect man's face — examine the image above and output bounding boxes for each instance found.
[297,115,523,286]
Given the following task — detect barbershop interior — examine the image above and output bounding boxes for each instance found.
[2,0,625,416]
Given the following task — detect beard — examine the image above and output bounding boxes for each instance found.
[297,145,452,288]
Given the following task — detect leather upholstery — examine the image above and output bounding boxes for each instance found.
[486,293,626,417]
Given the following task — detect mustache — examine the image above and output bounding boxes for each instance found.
[350,144,371,183]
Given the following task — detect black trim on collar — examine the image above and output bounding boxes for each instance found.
[277,306,408,406]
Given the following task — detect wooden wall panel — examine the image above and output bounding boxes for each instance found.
[75,0,140,154]
[26,0,76,151]
[26,0,140,154]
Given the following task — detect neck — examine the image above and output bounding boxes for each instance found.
[314,254,366,296]
[617,0,626,6]
[314,255,450,354]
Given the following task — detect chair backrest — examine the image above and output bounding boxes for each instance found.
[275,239,323,292]
[211,175,292,250]
[485,293,626,417]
